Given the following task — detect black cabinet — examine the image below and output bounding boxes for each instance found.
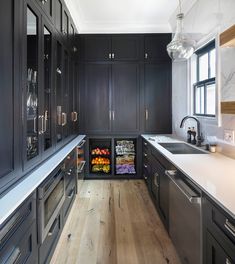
[83,35,112,61]
[111,35,141,61]
[54,0,62,33]
[0,0,20,193]
[203,197,235,264]
[82,35,141,61]
[112,63,139,132]
[144,62,172,133]
[84,64,111,133]
[144,34,171,61]
[205,231,235,264]
[0,192,37,264]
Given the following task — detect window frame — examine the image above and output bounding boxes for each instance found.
[193,40,216,117]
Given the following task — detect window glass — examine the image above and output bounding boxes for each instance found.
[199,53,208,81]
[206,83,216,115]
[195,86,204,114]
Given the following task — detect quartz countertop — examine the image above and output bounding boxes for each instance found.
[0,135,86,226]
[142,134,235,219]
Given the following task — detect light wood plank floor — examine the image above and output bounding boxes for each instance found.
[51,180,181,264]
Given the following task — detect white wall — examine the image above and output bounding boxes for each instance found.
[171,0,235,158]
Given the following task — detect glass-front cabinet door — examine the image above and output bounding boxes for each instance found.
[25,5,40,163]
[42,25,53,152]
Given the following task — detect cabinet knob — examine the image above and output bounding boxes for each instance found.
[144,153,147,157]
[145,53,148,59]
[226,258,232,264]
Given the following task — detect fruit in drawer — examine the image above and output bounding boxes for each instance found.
[91,157,110,165]
[91,148,110,155]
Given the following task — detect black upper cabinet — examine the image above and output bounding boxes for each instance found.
[84,64,111,133]
[111,35,141,61]
[144,62,172,133]
[83,35,112,61]
[0,0,20,193]
[39,0,52,19]
[54,0,62,33]
[112,63,139,132]
[82,35,141,61]
[144,34,171,61]
[23,2,42,169]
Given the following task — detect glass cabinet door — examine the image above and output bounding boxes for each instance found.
[56,41,63,143]
[26,7,39,161]
[43,26,52,151]
[63,50,69,139]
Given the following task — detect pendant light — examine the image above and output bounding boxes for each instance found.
[167,0,196,61]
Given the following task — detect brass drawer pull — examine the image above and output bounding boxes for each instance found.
[224,219,235,238]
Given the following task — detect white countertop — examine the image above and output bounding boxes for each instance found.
[142,134,235,219]
[0,135,86,226]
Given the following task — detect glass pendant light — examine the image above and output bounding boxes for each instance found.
[167,0,196,61]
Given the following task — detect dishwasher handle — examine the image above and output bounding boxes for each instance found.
[165,170,201,204]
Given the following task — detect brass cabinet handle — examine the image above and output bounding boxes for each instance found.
[109,53,112,59]
[145,108,149,121]
[44,110,48,132]
[112,111,115,121]
[71,111,78,122]
[112,53,115,59]
[33,116,37,134]
[61,112,67,126]
[224,219,235,238]
[56,68,62,75]
[226,258,232,264]
[57,106,62,125]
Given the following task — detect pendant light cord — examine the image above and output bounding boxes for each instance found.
[179,0,182,14]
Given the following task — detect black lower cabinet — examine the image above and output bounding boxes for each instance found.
[39,212,62,264]
[203,197,235,264]
[0,192,37,264]
[205,231,235,264]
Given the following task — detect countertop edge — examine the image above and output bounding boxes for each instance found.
[141,134,235,219]
[0,135,86,226]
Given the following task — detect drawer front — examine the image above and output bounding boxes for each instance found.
[206,231,235,264]
[0,221,37,264]
[39,213,62,264]
[205,198,235,246]
[63,182,76,221]
[0,192,36,246]
[65,167,76,189]
[143,140,151,157]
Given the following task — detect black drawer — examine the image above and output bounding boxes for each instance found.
[65,167,76,189]
[0,221,37,264]
[63,180,76,221]
[39,213,62,264]
[206,230,235,264]
[0,191,36,246]
[204,198,235,256]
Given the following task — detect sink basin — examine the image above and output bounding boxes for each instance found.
[158,142,208,154]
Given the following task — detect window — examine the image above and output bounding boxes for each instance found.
[193,41,216,116]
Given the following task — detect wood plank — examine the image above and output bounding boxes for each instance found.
[221,101,235,114]
[51,180,181,264]
[220,24,235,47]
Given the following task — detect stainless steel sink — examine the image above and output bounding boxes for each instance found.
[158,142,208,154]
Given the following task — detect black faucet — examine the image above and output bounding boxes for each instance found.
[180,116,203,147]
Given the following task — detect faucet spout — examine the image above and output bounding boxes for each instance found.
[180,116,203,146]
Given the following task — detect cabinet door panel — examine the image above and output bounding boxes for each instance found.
[24,4,41,165]
[54,0,62,32]
[112,64,139,132]
[144,63,172,133]
[84,36,111,61]
[112,35,140,61]
[144,35,171,61]
[0,0,14,178]
[42,25,53,153]
[85,64,111,132]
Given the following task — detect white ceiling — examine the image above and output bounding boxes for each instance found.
[65,0,197,34]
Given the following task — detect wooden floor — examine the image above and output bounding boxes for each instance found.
[51,180,181,264]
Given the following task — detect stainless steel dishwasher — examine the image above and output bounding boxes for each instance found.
[165,170,202,264]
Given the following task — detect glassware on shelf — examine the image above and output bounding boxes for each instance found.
[26,69,38,117]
